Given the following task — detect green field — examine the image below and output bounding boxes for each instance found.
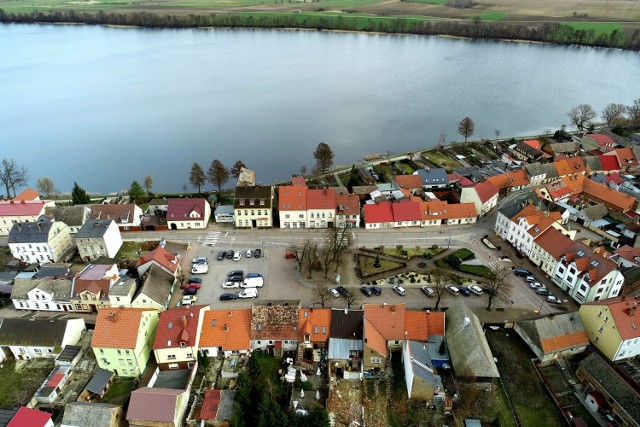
[404,0,446,5]
[470,11,506,21]
[562,22,623,37]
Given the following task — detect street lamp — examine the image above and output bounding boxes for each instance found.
[537,298,545,315]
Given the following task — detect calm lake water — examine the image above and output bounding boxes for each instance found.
[1,24,639,194]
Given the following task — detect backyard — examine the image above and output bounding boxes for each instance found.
[101,377,136,405]
[0,359,55,407]
[114,241,159,267]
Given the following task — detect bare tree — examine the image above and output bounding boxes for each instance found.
[312,282,331,308]
[431,269,448,311]
[494,129,501,140]
[300,165,307,176]
[326,225,351,274]
[35,177,56,197]
[457,117,475,142]
[345,291,359,309]
[601,103,627,128]
[567,104,597,130]
[0,158,28,198]
[627,98,640,127]
[144,174,154,194]
[288,240,315,274]
[484,266,513,311]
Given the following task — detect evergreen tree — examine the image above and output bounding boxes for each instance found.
[128,180,145,204]
[71,181,90,205]
[257,392,285,427]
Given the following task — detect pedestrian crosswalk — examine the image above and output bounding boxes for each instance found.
[488,260,504,270]
[204,232,221,247]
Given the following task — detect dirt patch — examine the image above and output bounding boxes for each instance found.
[327,379,363,426]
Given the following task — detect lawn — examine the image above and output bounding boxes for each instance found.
[448,248,475,261]
[115,241,158,266]
[101,378,136,405]
[381,245,445,259]
[359,254,406,277]
[404,0,445,4]
[458,264,495,279]
[396,161,415,175]
[469,11,506,21]
[0,359,55,407]
[562,22,623,37]
[566,404,601,427]
[421,150,463,171]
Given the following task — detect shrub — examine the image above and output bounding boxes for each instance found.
[449,248,475,261]
[295,379,314,390]
[410,277,416,283]
[458,265,496,279]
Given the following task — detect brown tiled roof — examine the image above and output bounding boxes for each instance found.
[534,227,575,260]
[251,302,300,340]
[364,318,387,357]
[583,179,635,211]
[90,204,137,224]
[584,296,640,340]
[395,175,423,190]
[473,181,499,204]
[511,204,563,238]
[12,188,40,201]
[92,308,151,349]
[614,245,640,264]
[126,388,182,423]
[363,303,406,340]
[564,241,619,287]
[405,311,428,341]
[613,148,639,167]
[153,305,206,350]
[298,308,331,343]
[200,309,252,351]
[541,331,589,353]
[335,194,360,216]
[279,186,307,211]
[167,198,208,221]
[135,245,179,274]
[307,189,337,210]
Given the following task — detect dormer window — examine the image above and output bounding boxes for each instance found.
[180,342,186,348]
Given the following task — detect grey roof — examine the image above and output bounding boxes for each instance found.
[137,264,174,306]
[0,408,19,427]
[416,168,448,185]
[108,278,137,297]
[548,142,578,154]
[0,271,18,284]
[10,278,72,300]
[61,402,121,427]
[498,201,528,219]
[0,285,12,294]
[45,205,89,227]
[148,198,168,206]
[579,204,609,221]
[514,141,545,159]
[214,205,234,215]
[453,167,485,182]
[216,390,236,421]
[408,340,442,387]
[632,146,640,164]
[328,337,363,360]
[352,185,378,195]
[515,313,588,355]
[445,303,500,379]
[56,345,82,363]
[524,162,558,179]
[8,216,53,243]
[34,264,71,279]
[579,353,640,423]
[86,368,114,394]
[580,135,601,151]
[583,156,603,172]
[330,309,363,339]
[590,173,609,185]
[75,219,115,239]
[233,186,272,209]
[0,317,79,347]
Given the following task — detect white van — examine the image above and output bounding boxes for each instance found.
[241,277,264,288]
[191,264,208,274]
[446,286,460,296]
[239,288,258,299]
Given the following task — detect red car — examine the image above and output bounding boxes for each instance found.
[184,281,202,290]
[285,251,297,259]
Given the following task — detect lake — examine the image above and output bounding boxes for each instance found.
[1,24,639,194]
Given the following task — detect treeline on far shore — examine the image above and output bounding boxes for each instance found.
[1,9,639,50]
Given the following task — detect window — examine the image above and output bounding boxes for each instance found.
[126,350,130,355]
[598,326,604,333]
[167,355,176,360]
[604,316,609,323]
[322,326,327,334]
[314,326,319,334]
[34,348,42,354]
[117,350,122,355]
[127,359,133,365]
[100,349,104,354]
[119,359,125,366]
[187,353,193,358]
[595,336,599,344]
[371,357,381,365]
[102,358,109,364]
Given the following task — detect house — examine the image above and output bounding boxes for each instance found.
[552,242,625,304]
[0,199,54,236]
[166,198,211,230]
[524,162,559,186]
[75,219,122,261]
[544,141,578,157]
[513,313,589,364]
[603,147,639,173]
[335,193,360,229]
[153,305,208,370]
[575,353,640,426]
[611,245,640,268]
[132,265,177,311]
[278,185,308,228]
[213,205,234,223]
[414,168,449,190]
[13,188,40,201]
[574,204,609,229]
[485,170,530,195]
[90,204,143,231]
[135,244,181,278]
[92,308,159,378]
[71,264,120,313]
[251,301,300,355]
[199,309,252,358]
[297,308,331,368]
[7,407,53,427]
[328,308,363,380]
[419,200,477,227]
[529,227,576,277]
[35,365,72,403]
[10,278,73,312]
[395,175,423,192]
[581,134,617,152]
[126,388,188,427]
[307,189,337,228]
[402,340,444,400]
[0,317,86,360]
[512,140,546,162]
[391,202,421,228]
[580,296,640,361]
[583,156,604,174]
[83,368,115,399]
[108,278,138,308]
[363,304,406,373]
[147,198,169,217]
[363,203,394,229]
[460,181,498,216]
[8,216,74,264]
[61,402,123,427]
[445,303,499,382]
[45,206,90,234]
[234,185,274,229]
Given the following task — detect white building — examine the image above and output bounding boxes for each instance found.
[278,186,308,228]
[8,217,74,264]
[306,189,337,228]
[460,181,499,216]
[10,278,73,312]
[0,317,86,360]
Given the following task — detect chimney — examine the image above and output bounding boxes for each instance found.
[629,302,638,317]
[182,316,187,329]
[391,305,396,313]
[463,316,471,327]
[224,324,229,332]
[228,311,232,317]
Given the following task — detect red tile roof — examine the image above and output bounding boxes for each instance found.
[7,407,52,427]
[554,160,573,177]
[167,198,208,221]
[524,139,541,150]
[427,310,445,336]
[127,388,182,423]
[545,179,573,200]
[511,204,563,238]
[291,176,306,186]
[564,242,618,287]
[607,173,625,186]
[136,245,179,274]
[307,189,337,210]
[279,186,307,211]
[583,179,635,211]
[12,188,40,201]
[92,308,151,349]
[405,311,428,341]
[391,201,421,222]
[508,170,530,187]
[298,308,331,343]
[534,227,575,260]
[335,194,360,216]
[0,200,48,217]
[364,318,388,357]
[90,204,138,224]
[485,174,511,191]
[564,157,587,174]
[48,373,65,388]
[395,175,423,190]
[541,331,589,353]
[588,134,614,144]
[613,148,639,167]
[448,173,475,187]
[153,305,206,350]
[364,203,394,224]
[200,389,221,420]
[473,181,499,204]
[445,202,478,220]
[614,245,640,264]
[364,303,406,340]
[200,309,252,351]
[598,155,620,171]
[585,296,640,340]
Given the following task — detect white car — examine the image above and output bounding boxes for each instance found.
[330,288,340,298]
[393,286,406,296]
[233,251,242,261]
[246,249,253,258]
[239,288,258,299]
[546,295,562,304]
[181,295,198,306]
[529,281,542,289]
[192,257,208,264]
[469,285,483,296]
[191,264,208,274]
[223,281,241,289]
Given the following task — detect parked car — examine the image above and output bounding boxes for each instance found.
[285,251,297,259]
[184,281,201,290]
[191,264,208,274]
[233,251,242,261]
[217,251,226,261]
[393,286,406,296]
[360,286,372,297]
[183,287,198,296]
[239,288,258,299]
[189,277,203,284]
[246,273,263,279]
[192,257,208,264]
[181,295,198,306]
[254,248,262,258]
[529,281,542,289]
[546,295,561,304]
[536,288,551,296]
[246,249,253,258]
[219,293,239,301]
[330,288,340,298]
[421,286,435,297]
[226,250,234,259]
[515,268,532,277]
[336,286,350,298]
[369,286,382,296]
[524,276,537,283]
[241,277,264,288]
[446,286,460,296]
[227,270,243,279]
[469,285,483,296]
[459,287,471,297]
[223,281,241,289]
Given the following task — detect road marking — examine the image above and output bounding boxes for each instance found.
[203,231,221,247]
